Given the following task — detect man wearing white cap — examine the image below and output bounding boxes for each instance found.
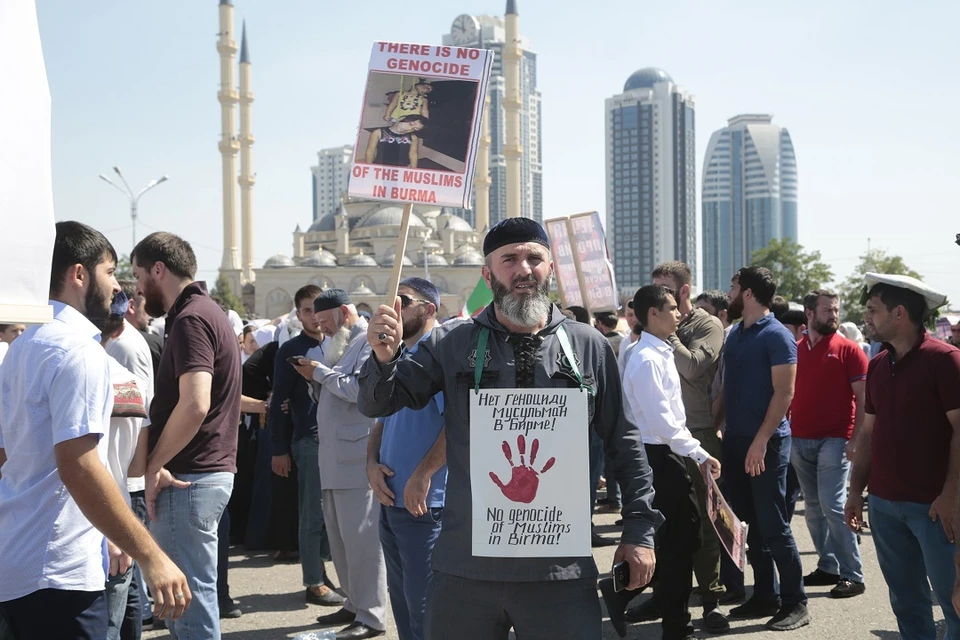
[845,273,960,639]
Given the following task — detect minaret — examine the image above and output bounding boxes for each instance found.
[238,21,256,283]
[473,93,491,233]
[217,0,241,285]
[503,0,523,219]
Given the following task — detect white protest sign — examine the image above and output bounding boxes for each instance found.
[349,42,493,208]
[470,389,591,558]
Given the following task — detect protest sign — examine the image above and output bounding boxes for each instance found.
[349,42,493,208]
[704,467,749,571]
[567,212,618,313]
[470,389,591,558]
[544,219,583,308]
[0,0,55,323]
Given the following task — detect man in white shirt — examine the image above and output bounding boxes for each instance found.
[0,221,189,639]
[614,285,721,640]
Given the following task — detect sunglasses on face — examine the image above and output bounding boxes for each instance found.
[399,294,430,308]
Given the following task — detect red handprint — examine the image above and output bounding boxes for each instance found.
[489,435,556,504]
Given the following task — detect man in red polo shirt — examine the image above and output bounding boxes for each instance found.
[845,273,960,640]
[790,290,868,599]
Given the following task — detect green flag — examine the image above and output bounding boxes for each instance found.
[460,276,493,317]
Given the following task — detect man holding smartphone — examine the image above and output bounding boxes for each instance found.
[607,285,721,640]
[270,285,344,607]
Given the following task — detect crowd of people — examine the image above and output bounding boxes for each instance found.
[0,217,958,640]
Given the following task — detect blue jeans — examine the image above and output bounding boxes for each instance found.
[722,435,806,607]
[106,567,133,640]
[869,495,960,640]
[791,437,863,582]
[291,436,331,587]
[380,506,443,640]
[151,472,233,640]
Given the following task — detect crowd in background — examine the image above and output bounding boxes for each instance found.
[1,217,959,640]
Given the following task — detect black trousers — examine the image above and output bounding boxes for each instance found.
[646,444,702,640]
[0,589,106,640]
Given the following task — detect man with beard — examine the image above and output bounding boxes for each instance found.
[627,262,728,632]
[0,221,190,639]
[271,285,343,607]
[131,232,241,639]
[357,217,662,640]
[293,289,387,639]
[717,266,809,631]
[790,290,868,599]
[845,274,960,639]
[366,277,448,640]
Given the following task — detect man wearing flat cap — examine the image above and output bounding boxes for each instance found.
[358,218,662,639]
[293,289,388,639]
[844,273,960,639]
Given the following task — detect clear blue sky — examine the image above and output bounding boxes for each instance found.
[36,0,960,306]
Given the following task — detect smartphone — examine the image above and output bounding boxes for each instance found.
[286,356,304,366]
[612,561,630,593]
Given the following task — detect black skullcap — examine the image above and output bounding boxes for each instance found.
[313,288,351,312]
[482,217,550,257]
[400,277,440,308]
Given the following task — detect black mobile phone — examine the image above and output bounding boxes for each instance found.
[286,356,304,365]
[612,561,630,593]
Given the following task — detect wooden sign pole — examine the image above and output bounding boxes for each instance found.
[384,203,414,305]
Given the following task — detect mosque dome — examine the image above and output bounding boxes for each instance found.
[437,212,473,232]
[357,206,426,229]
[351,280,376,296]
[623,67,673,92]
[263,252,295,268]
[346,252,378,267]
[381,249,414,267]
[419,253,449,267]
[453,249,484,266]
[307,214,338,233]
[300,249,338,267]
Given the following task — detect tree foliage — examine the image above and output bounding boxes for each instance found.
[749,239,834,303]
[210,273,245,316]
[115,254,134,283]
[838,250,922,326]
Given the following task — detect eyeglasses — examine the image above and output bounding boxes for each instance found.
[399,294,431,308]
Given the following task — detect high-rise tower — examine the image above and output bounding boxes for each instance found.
[443,4,542,230]
[238,21,255,283]
[217,0,241,287]
[701,114,798,291]
[605,68,697,292]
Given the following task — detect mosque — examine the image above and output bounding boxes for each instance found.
[214,0,526,318]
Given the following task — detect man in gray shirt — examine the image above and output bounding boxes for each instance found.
[359,218,662,640]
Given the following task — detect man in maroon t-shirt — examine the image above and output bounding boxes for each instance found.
[132,232,241,638]
[790,290,868,599]
[845,274,960,639]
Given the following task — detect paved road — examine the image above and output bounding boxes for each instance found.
[145,500,949,639]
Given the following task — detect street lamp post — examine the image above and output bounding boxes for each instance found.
[99,166,169,251]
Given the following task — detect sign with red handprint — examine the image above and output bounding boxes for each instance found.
[470,389,590,557]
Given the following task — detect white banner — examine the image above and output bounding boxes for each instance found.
[349,42,493,208]
[470,389,591,558]
[0,0,55,323]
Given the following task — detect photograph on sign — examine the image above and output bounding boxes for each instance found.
[568,211,619,313]
[469,389,591,558]
[349,42,492,208]
[544,219,583,308]
[704,467,749,571]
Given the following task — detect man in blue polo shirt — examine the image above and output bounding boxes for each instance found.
[366,278,447,640]
[717,266,809,631]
